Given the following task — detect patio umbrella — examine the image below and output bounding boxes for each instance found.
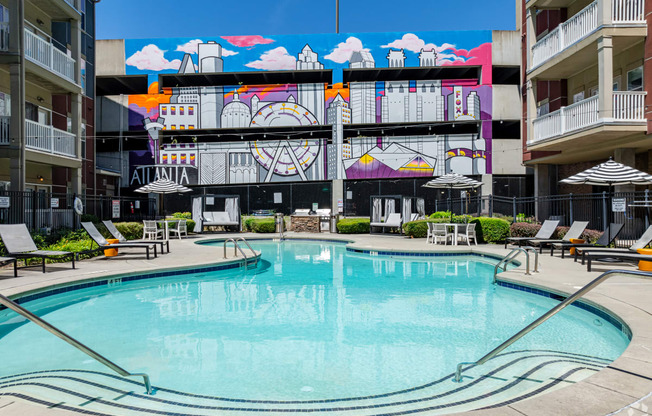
[135,178,191,216]
[560,157,652,242]
[423,173,483,220]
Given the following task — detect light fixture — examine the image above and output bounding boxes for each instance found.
[36,96,44,103]
[452,124,455,128]
[37,175,44,182]
[36,18,44,26]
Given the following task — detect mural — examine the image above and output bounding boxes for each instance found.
[124,31,493,186]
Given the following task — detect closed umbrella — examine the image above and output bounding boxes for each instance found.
[423,173,482,220]
[135,178,191,217]
[560,157,652,242]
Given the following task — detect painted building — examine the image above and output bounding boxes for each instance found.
[96,29,525,206]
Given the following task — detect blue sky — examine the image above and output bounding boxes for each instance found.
[96,0,516,40]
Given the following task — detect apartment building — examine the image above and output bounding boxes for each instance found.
[0,0,96,194]
[519,0,651,195]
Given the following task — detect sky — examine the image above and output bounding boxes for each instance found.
[95,0,517,40]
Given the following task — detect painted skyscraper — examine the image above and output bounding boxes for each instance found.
[296,45,325,124]
[326,93,351,179]
[349,51,376,124]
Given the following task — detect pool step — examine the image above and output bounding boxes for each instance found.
[0,350,610,416]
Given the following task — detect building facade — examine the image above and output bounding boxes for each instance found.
[519,0,652,196]
[97,30,524,212]
[0,0,96,195]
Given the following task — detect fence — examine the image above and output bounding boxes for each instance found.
[434,191,652,248]
[0,191,157,233]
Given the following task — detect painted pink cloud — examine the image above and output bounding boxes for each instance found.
[221,35,274,48]
[325,36,369,64]
[126,44,181,71]
[245,47,296,70]
[381,33,455,54]
[439,43,493,84]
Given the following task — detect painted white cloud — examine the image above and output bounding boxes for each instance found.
[324,36,369,63]
[381,33,455,54]
[222,48,238,57]
[175,39,203,54]
[126,44,181,71]
[245,47,296,70]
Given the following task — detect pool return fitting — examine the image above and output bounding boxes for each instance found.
[0,293,153,394]
[454,269,652,383]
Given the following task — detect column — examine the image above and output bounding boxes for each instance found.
[525,8,536,70]
[598,0,613,26]
[8,0,24,192]
[534,164,551,220]
[526,79,537,144]
[70,19,82,194]
[598,36,613,122]
[331,179,344,216]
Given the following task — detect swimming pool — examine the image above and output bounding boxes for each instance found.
[0,239,630,415]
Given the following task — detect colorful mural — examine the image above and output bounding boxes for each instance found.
[124,31,493,186]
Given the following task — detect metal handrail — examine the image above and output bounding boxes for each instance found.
[223,238,249,261]
[0,293,152,394]
[493,247,534,283]
[454,269,652,382]
[522,246,539,273]
[235,237,258,267]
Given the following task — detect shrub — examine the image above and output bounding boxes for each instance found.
[115,222,144,240]
[581,229,602,244]
[250,218,276,233]
[81,214,99,223]
[429,211,452,219]
[243,217,257,232]
[337,218,370,234]
[510,222,541,238]
[470,217,510,244]
[403,220,429,238]
[172,212,192,219]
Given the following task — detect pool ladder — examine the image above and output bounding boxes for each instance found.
[492,247,539,284]
[0,293,153,394]
[454,269,652,383]
[224,237,258,269]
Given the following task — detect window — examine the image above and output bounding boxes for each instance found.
[170,125,176,130]
[573,91,585,103]
[81,60,86,92]
[81,124,86,159]
[189,106,194,115]
[161,106,167,116]
[536,99,549,117]
[171,106,176,115]
[188,125,195,129]
[25,102,38,122]
[613,76,621,92]
[179,106,184,115]
[627,66,643,91]
[0,92,10,117]
[589,86,598,97]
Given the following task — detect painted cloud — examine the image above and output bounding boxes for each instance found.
[245,47,296,70]
[222,35,274,48]
[176,39,238,57]
[126,44,181,71]
[324,36,369,64]
[382,33,455,54]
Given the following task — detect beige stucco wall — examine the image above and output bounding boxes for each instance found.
[492,85,521,120]
[491,139,527,174]
[492,30,521,66]
[96,39,126,76]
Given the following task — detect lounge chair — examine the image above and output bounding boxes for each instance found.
[527,220,589,254]
[551,223,624,258]
[0,224,74,273]
[0,256,17,277]
[504,219,559,248]
[81,222,157,260]
[586,252,652,272]
[370,213,402,234]
[102,220,169,254]
[579,225,652,265]
[201,212,239,232]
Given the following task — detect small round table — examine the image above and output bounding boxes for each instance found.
[104,238,120,257]
[569,238,585,255]
[636,248,652,271]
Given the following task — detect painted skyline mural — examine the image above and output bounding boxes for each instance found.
[123,31,493,187]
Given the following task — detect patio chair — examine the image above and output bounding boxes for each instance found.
[102,220,169,254]
[585,251,652,272]
[579,225,652,265]
[370,213,402,234]
[81,222,157,260]
[431,223,452,245]
[426,222,435,244]
[504,219,559,249]
[168,219,187,239]
[458,223,478,246]
[0,224,74,273]
[527,220,589,254]
[142,220,163,240]
[551,223,624,258]
[0,256,17,277]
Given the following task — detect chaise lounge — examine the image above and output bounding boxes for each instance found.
[103,220,170,254]
[0,224,74,273]
[505,219,559,248]
[81,222,157,260]
[551,223,624,258]
[370,213,402,234]
[527,220,589,254]
[201,212,240,232]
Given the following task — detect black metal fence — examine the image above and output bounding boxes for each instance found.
[435,191,652,247]
[0,191,157,233]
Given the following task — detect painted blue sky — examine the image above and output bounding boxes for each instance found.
[96,0,516,40]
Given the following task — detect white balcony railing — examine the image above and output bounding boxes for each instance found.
[0,116,9,145]
[531,0,645,69]
[24,29,76,83]
[531,91,646,144]
[25,119,77,157]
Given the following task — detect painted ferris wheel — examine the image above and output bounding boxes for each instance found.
[249,101,321,182]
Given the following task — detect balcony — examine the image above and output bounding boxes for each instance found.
[0,116,77,158]
[529,91,646,145]
[24,29,76,84]
[530,0,645,72]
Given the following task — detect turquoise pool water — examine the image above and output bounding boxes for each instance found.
[0,240,630,402]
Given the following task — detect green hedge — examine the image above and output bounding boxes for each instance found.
[114,222,144,240]
[470,217,510,244]
[403,220,429,238]
[337,218,370,234]
[244,218,277,233]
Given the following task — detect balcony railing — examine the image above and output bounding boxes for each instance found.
[24,29,76,83]
[530,91,646,144]
[530,0,645,69]
[0,116,77,158]
[0,22,8,52]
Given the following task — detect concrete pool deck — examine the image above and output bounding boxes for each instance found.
[0,232,650,416]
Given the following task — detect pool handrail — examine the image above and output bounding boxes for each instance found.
[235,237,258,267]
[223,238,258,270]
[493,247,538,283]
[0,293,153,394]
[454,269,652,383]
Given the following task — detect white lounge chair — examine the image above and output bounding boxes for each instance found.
[370,213,402,234]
